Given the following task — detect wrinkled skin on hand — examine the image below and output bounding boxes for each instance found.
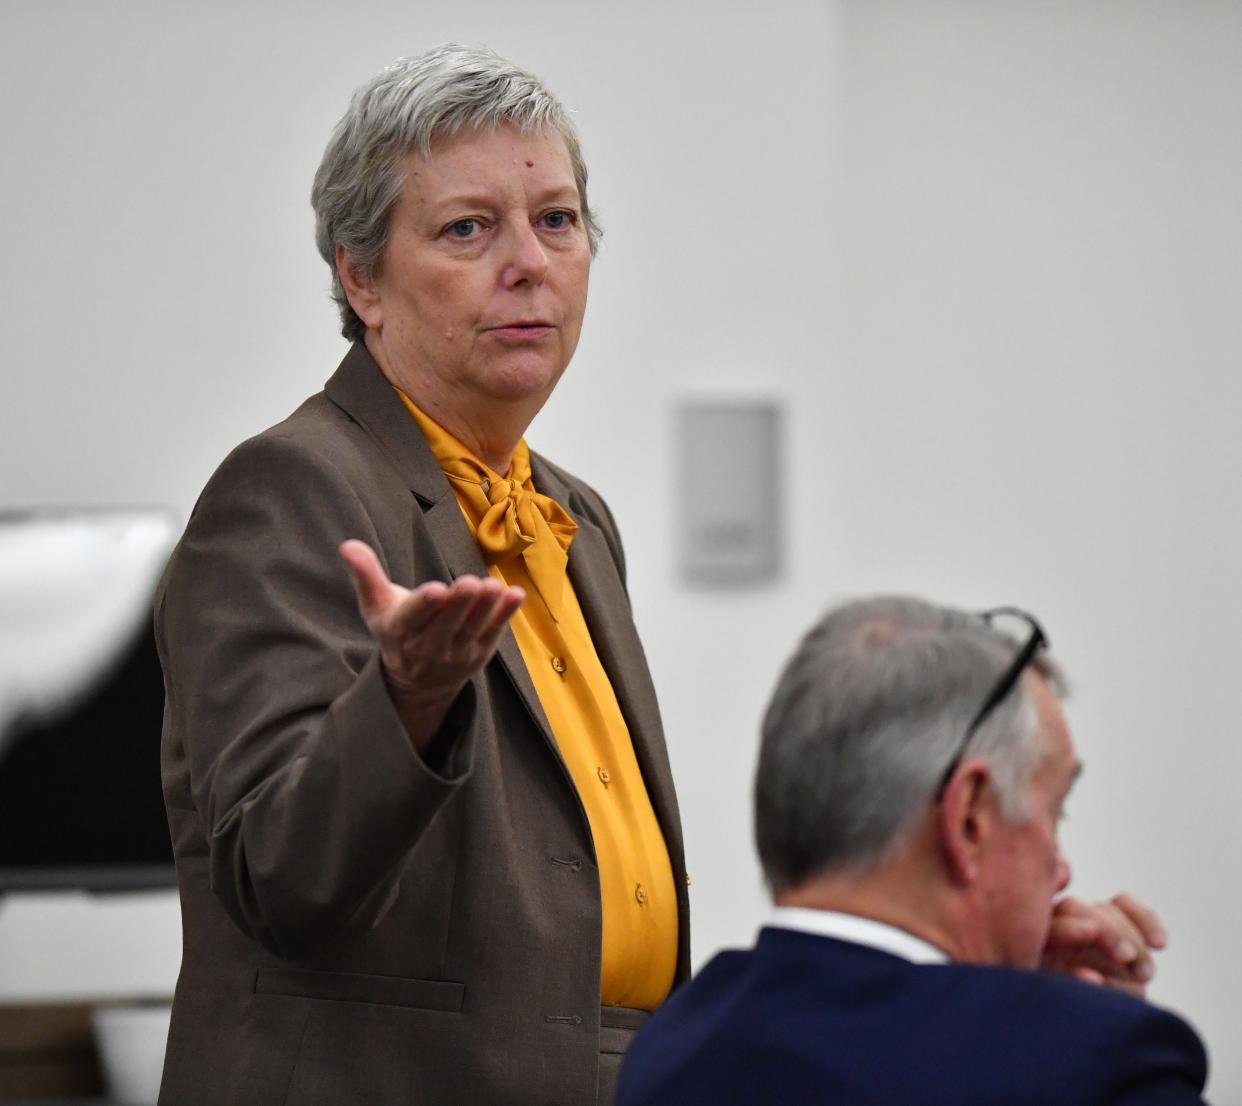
[340,538,525,753]
[1042,893,1168,999]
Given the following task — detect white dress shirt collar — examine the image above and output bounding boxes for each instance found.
[767,906,949,965]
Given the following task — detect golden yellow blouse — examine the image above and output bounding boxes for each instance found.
[397,391,678,1011]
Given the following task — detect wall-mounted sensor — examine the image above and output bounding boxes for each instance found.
[676,398,783,585]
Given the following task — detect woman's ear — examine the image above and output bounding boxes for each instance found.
[936,760,996,887]
[336,246,383,330]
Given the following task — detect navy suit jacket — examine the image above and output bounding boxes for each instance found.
[618,926,1207,1105]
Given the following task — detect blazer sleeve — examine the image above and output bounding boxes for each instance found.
[157,430,476,960]
[1102,1001,1209,1106]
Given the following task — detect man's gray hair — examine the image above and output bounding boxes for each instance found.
[311,44,600,341]
[754,596,1066,891]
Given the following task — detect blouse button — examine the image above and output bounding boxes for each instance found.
[551,656,567,675]
[597,766,611,786]
[635,884,649,905]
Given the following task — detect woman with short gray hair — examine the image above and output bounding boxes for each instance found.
[156,44,687,1106]
[312,44,601,342]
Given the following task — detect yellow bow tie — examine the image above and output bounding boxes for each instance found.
[392,389,577,620]
[449,447,578,621]
[475,468,578,568]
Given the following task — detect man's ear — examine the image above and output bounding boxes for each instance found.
[336,246,383,330]
[937,760,995,887]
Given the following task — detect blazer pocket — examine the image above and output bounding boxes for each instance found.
[256,967,465,1012]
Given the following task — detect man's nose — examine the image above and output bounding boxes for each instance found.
[502,222,549,287]
[1054,850,1072,894]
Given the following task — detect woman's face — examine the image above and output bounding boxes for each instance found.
[353,123,592,429]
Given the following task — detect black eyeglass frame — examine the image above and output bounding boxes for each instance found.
[933,607,1049,801]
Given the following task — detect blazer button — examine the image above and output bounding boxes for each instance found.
[597,766,611,786]
[635,883,649,905]
[551,656,567,675]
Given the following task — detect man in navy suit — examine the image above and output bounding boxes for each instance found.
[618,598,1208,1105]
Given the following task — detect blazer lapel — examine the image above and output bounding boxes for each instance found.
[323,342,556,750]
[421,497,558,749]
[533,457,685,868]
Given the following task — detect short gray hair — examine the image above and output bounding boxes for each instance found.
[311,44,601,341]
[754,596,1066,891]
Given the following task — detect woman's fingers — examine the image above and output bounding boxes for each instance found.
[339,545,525,690]
[378,574,526,687]
[339,539,406,621]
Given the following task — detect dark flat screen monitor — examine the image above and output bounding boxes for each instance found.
[0,510,177,892]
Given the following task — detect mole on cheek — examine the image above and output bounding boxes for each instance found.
[525,160,534,168]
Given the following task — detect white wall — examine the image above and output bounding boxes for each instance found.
[1,0,1238,1099]
[825,6,1242,1099]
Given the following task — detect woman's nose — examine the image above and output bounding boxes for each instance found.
[502,222,549,287]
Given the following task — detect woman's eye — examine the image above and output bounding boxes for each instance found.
[447,219,478,238]
[541,210,573,230]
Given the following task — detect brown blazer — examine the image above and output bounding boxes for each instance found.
[155,343,689,1105]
